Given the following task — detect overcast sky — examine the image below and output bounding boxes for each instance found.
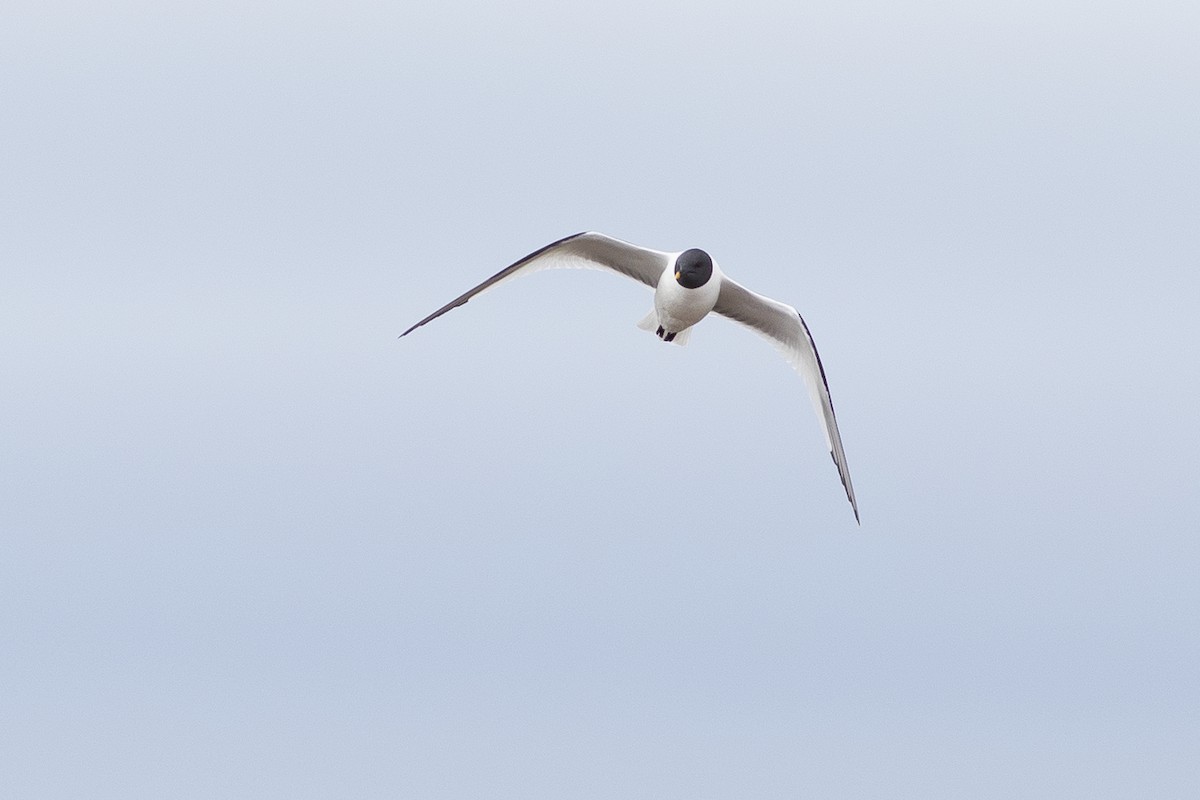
[3,1,1198,797]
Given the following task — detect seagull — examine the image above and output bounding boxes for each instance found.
[401,232,859,523]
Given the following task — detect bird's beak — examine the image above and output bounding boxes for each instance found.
[675,271,681,280]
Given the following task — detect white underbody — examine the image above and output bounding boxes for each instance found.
[645,260,723,340]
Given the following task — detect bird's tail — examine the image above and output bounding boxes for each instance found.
[635,309,692,346]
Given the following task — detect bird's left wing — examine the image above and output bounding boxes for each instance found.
[401,232,671,337]
[714,277,859,523]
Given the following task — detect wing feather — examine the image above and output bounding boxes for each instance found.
[714,277,859,523]
[400,232,669,337]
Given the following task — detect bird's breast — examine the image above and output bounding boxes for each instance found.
[654,268,721,332]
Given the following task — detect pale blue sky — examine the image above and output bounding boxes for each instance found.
[2,1,1198,797]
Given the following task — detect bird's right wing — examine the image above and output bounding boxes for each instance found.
[401,232,671,337]
[714,276,859,523]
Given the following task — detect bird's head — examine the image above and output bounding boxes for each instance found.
[674,248,713,289]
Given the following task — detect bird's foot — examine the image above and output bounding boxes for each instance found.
[656,325,665,338]
[664,331,676,342]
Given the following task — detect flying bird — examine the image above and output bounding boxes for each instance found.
[402,232,859,523]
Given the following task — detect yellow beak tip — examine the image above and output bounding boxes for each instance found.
[675,271,681,280]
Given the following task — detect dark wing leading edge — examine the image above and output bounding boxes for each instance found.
[400,231,671,337]
[714,277,859,524]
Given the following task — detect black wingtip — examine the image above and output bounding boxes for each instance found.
[830,450,859,526]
